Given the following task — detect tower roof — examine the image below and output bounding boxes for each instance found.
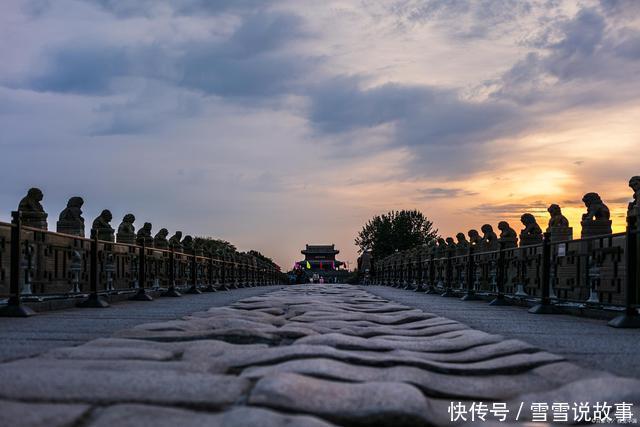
[301,244,339,255]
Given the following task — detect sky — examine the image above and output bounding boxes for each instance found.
[1,0,639,269]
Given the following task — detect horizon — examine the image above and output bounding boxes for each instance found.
[2,0,639,269]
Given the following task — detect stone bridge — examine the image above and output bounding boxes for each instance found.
[1,284,639,426]
[1,185,640,426]
[369,176,640,329]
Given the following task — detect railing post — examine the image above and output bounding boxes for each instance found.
[424,254,436,294]
[415,254,424,292]
[489,241,508,306]
[191,253,201,293]
[529,232,560,314]
[441,249,455,297]
[461,245,479,301]
[185,252,202,294]
[0,211,35,317]
[220,261,228,290]
[130,240,152,301]
[78,229,109,308]
[609,215,640,327]
[203,256,216,292]
[161,246,181,297]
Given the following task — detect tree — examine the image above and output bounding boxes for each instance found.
[247,250,277,267]
[194,237,237,254]
[355,210,438,260]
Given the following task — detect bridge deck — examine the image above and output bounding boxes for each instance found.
[0,287,280,362]
[0,284,638,426]
[366,286,640,379]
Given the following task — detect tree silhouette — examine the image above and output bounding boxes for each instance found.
[355,209,438,260]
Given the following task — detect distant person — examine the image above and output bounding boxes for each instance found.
[319,277,324,284]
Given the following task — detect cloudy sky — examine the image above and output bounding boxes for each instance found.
[1,0,639,268]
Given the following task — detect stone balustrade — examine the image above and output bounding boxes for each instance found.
[0,188,285,316]
[368,176,640,328]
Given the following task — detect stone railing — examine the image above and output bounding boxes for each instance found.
[370,177,640,329]
[0,189,285,317]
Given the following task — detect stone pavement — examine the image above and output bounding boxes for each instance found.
[0,286,282,362]
[1,284,639,426]
[366,286,640,379]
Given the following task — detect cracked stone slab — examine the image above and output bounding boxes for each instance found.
[0,400,90,427]
[88,404,337,427]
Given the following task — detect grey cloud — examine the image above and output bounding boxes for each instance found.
[391,0,534,25]
[473,201,549,216]
[27,46,130,95]
[599,0,640,19]
[84,0,267,17]
[308,76,522,144]
[493,6,640,105]
[388,0,540,39]
[612,30,640,60]
[417,187,479,199]
[17,10,310,100]
[306,76,526,177]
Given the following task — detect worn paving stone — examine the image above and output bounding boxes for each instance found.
[512,376,640,422]
[88,404,337,427]
[0,400,90,427]
[241,358,606,400]
[288,310,438,325]
[2,283,637,426]
[0,363,250,407]
[294,330,504,352]
[249,372,433,427]
[281,320,468,338]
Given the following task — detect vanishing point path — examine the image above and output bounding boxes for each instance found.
[1,284,639,426]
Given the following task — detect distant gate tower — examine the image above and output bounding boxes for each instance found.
[299,244,344,270]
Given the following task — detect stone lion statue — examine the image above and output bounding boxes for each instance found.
[18,187,45,213]
[153,228,169,249]
[181,235,194,252]
[498,221,518,248]
[169,231,183,250]
[481,224,499,251]
[58,197,84,223]
[628,176,640,216]
[456,232,468,247]
[582,192,610,222]
[520,213,543,245]
[57,196,85,236]
[18,187,48,228]
[548,204,569,228]
[92,209,114,242]
[468,229,482,246]
[116,214,136,244]
[136,222,153,246]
